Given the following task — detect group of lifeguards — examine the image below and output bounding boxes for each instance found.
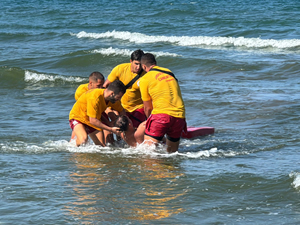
[69,50,186,153]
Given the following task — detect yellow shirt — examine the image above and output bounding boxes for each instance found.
[107,63,145,112]
[139,66,185,118]
[69,89,124,130]
[75,83,89,101]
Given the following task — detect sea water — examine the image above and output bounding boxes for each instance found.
[0,0,300,224]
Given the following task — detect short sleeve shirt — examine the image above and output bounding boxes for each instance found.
[107,63,145,112]
[74,83,89,101]
[69,89,123,130]
[139,66,185,118]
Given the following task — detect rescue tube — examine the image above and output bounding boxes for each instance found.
[181,126,214,139]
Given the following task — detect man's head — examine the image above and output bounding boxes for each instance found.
[105,80,126,103]
[141,53,157,72]
[89,71,105,89]
[114,115,131,132]
[130,49,144,74]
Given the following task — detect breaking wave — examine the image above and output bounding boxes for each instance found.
[91,47,181,57]
[24,70,86,83]
[72,30,300,50]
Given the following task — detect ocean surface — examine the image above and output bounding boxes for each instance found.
[1,0,300,224]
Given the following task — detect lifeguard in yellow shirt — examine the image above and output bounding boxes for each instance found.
[69,80,126,147]
[72,71,107,143]
[103,49,146,128]
[139,53,186,153]
[74,71,105,101]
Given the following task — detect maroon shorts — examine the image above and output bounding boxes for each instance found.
[145,114,186,142]
[126,108,147,128]
[101,112,110,126]
[69,119,97,135]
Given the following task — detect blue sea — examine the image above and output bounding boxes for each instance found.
[1,0,300,224]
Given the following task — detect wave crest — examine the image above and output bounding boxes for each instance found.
[290,172,300,190]
[72,31,300,49]
[24,71,86,83]
[91,47,181,57]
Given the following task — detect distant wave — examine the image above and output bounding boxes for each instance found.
[290,172,300,190]
[24,71,86,83]
[72,31,300,49]
[91,47,181,57]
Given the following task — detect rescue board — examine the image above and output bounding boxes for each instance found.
[181,126,214,139]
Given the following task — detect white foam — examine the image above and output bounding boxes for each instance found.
[178,147,218,158]
[58,140,236,159]
[0,140,247,159]
[0,140,70,153]
[24,70,86,83]
[91,47,181,57]
[290,172,300,189]
[72,31,300,49]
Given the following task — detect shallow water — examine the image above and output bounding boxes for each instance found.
[1,0,300,224]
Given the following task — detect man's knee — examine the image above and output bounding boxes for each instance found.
[166,139,180,153]
[76,135,88,146]
[73,124,89,146]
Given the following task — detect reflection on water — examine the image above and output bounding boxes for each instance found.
[64,153,187,222]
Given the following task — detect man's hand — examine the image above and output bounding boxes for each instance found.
[111,127,121,136]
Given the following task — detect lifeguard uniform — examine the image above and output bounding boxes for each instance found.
[74,83,111,124]
[74,83,89,101]
[69,89,123,134]
[139,66,186,141]
[107,63,146,127]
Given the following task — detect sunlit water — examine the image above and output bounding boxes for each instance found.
[1,0,300,224]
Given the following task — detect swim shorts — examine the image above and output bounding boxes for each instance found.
[145,114,186,142]
[126,108,147,128]
[69,119,97,135]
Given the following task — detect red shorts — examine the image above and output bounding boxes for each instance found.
[145,114,186,142]
[101,112,110,126]
[126,108,147,128]
[69,119,97,135]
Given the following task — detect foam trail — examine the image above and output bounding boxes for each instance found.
[1,139,254,160]
[24,71,86,83]
[72,31,300,49]
[91,47,181,57]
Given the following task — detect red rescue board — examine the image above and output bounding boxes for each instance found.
[181,126,214,139]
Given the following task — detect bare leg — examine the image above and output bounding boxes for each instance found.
[104,130,114,145]
[165,139,180,153]
[135,121,146,144]
[73,124,88,146]
[144,134,180,153]
[143,135,160,146]
[89,130,105,147]
[70,130,76,142]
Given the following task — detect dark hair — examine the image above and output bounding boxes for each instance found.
[107,80,126,94]
[131,49,144,61]
[89,71,105,82]
[114,115,129,132]
[141,53,157,67]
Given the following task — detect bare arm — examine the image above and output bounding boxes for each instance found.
[102,79,111,88]
[143,100,153,118]
[134,121,146,144]
[89,117,121,135]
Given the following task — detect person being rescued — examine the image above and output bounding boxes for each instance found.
[114,115,166,148]
[114,115,146,147]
